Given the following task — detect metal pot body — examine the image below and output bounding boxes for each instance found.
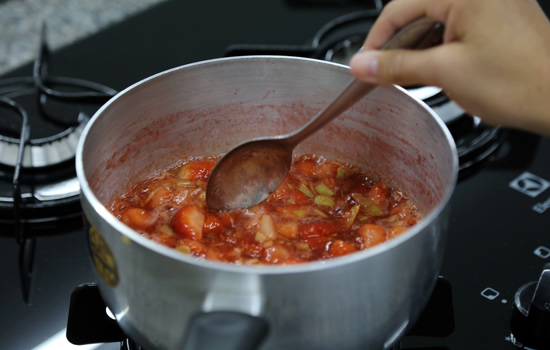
[77,56,457,350]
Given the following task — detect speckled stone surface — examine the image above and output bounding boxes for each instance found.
[0,0,168,75]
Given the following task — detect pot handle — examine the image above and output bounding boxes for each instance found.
[181,311,269,350]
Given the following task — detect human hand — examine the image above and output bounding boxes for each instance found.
[349,0,550,136]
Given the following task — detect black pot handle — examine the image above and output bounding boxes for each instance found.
[181,311,270,350]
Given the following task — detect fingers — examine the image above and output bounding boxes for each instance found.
[526,0,549,20]
[349,45,459,87]
[364,0,455,50]
[353,0,463,86]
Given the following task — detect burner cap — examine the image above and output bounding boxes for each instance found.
[0,83,90,168]
[324,35,364,65]
[0,112,88,168]
[0,76,111,235]
[449,116,505,180]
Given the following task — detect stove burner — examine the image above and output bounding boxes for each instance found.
[0,27,116,170]
[0,24,117,304]
[0,25,117,232]
[324,35,364,64]
[401,86,465,124]
[0,78,90,168]
[449,116,505,180]
[225,10,380,61]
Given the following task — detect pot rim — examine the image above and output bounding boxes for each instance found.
[76,55,458,275]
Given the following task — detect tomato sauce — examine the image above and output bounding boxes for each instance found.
[109,154,420,265]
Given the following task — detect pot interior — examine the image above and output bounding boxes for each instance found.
[80,56,456,224]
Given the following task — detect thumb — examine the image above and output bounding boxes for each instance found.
[349,48,444,87]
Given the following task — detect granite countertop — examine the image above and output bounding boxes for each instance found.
[0,0,167,76]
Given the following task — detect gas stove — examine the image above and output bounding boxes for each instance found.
[1,1,549,349]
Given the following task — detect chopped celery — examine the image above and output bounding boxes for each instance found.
[313,208,329,218]
[287,183,295,190]
[287,198,296,204]
[387,214,400,222]
[176,180,195,187]
[359,216,370,221]
[343,204,360,228]
[337,167,348,179]
[356,195,383,216]
[296,243,310,251]
[294,210,307,217]
[146,187,161,201]
[299,185,314,198]
[365,203,383,216]
[314,195,335,206]
[315,183,334,196]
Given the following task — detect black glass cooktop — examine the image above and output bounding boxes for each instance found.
[1,1,550,349]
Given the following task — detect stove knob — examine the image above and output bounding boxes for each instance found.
[510,263,550,349]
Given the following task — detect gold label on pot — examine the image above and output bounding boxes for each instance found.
[88,225,120,287]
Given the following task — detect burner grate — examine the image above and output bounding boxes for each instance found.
[0,24,117,304]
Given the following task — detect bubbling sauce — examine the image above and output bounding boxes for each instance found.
[109,154,420,265]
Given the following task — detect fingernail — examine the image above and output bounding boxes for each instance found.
[350,52,379,81]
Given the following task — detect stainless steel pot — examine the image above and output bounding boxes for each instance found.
[76,56,458,350]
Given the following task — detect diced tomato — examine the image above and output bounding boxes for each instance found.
[369,182,388,207]
[110,153,420,266]
[120,208,156,230]
[179,160,216,180]
[176,239,206,256]
[267,183,289,202]
[329,240,357,257]
[203,213,225,234]
[275,221,299,238]
[269,185,311,205]
[205,247,223,261]
[275,205,310,219]
[244,243,263,259]
[172,205,205,240]
[359,224,387,248]
[388,226,408,239]
[303,237,330,251]
[290,189,312,204]
[218,211,236,228]
[146,186,173,209]
[295,160,317,176]
[299,221,339,239]
[150,232,177,247]
[172,188,192,205]
[316,162,338,178]
[391,205,417,226]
